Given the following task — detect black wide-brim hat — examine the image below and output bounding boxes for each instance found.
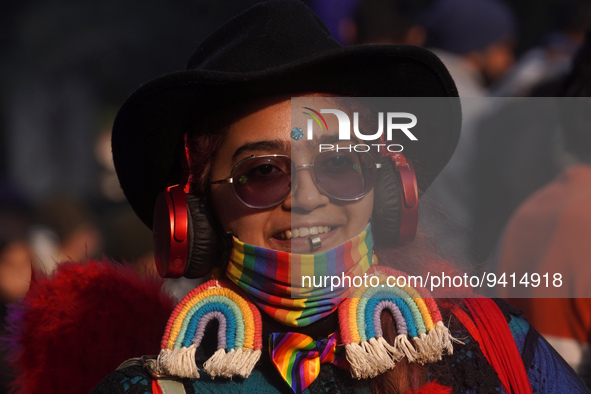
[112,0,461,229]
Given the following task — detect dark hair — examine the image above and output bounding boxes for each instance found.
[187,131,226,196]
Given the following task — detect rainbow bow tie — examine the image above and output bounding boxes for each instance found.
[269,332,346,393]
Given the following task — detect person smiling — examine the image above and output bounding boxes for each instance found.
[82,1,590,393]
[207,96,374,256]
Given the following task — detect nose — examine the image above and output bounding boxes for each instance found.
[283,167,330,211]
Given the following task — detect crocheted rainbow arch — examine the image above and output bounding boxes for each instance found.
[338,267,457,379]
[157,279,263,379]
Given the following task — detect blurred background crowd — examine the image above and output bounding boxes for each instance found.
[2,0,591,391]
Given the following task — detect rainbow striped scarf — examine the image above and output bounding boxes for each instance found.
[226,224,374,327]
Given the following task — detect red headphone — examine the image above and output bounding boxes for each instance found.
[153,185,189,278]
[153,154,419,278]
[391,153,419,244]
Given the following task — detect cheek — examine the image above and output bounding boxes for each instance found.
[227,217,268,245]
[345,191,374,235]
[211,186,268,242]
[211,186,242,231]
[359,190,375,217]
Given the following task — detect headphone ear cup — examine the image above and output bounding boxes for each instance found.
[183,193,225,279]
[153,186,190,278]
[396,161,418,244]
[372,156,419,246]
[372,160,402,246]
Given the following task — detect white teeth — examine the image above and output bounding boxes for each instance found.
[279,226,332,240]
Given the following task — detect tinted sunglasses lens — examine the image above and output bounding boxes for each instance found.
[314,151,376,199]
[233,156,292,208]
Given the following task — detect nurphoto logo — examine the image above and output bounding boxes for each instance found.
[302,107,417,153]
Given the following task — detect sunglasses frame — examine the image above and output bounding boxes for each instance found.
[210,151,382,209]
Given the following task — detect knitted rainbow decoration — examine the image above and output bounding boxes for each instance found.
[338,266,458,379]
[157,279,263,379]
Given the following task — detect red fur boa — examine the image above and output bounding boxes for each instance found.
[4,260,176,394]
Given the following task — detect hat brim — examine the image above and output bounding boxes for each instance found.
[112,44,461,228]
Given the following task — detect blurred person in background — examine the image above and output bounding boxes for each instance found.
[417,0,517,266]
[0,219,32,394]
[469,2,591,264]
[0,179,33,394]
[419,0,516,97]
[0,179,33,303]
[493,0,591,97]
[30,195,103,273]
[341,0,427,46]
[495,33,591,387]
[0,220,32,304]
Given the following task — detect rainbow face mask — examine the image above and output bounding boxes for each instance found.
[226,224,374,327]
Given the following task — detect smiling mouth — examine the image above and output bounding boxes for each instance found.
[275,226,333,240]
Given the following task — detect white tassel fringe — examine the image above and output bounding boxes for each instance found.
[157,346,261,380]
[345,324,463,379]
[203,348,262,378]
[157,345,200,378]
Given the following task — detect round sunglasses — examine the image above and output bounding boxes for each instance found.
[210,150,381,209]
